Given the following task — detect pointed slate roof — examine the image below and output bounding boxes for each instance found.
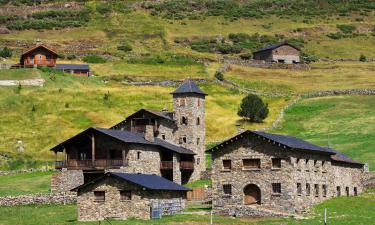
[171,79,207,96]
[72,172,191,192]
[253,41,300,54]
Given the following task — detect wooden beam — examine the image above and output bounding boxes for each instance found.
[122,149,126,166]
[91,134,95,164]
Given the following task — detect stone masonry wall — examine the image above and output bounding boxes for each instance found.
[0,193,76,206]
[51,169,84,193]
[77,176,186,221]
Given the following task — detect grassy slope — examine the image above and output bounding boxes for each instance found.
[0,190,373,225]
[274,95,375,170]
[0,171,54,196]
[0,69,41,80]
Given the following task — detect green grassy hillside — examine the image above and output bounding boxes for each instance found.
[275,95,375,170]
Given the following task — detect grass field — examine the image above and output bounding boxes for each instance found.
[0,69,41,80]
[0,171,54,196]
[274,95,375,170]
[0,189,373,225]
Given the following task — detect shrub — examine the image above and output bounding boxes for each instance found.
[82,55,107,63]
[0,47,12,58]
[214,71,224,81]
[190,39,216,53]
[359,54,367,62]
[103,91,110,101]
[238,94,269,122]
[96,3,112,15]
[67,54,76,60]
[117,43,132,52]
[336,24,356,34]
[217,43,242,54]
[240,53,252,60]
[327,32,344,39]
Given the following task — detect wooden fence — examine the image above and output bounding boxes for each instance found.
[187,187,206,201]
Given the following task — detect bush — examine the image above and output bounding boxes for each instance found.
[327,32,344,39]
[0,47,12,58]
[214,71,224,81]
[190,39,217,53]
[82,55,107,63]
[336,24,356,34]
[66,54,76,60]
[240,53,252,60]
[238,94,269,122]
[359,54,367,62]
[117,43,132,52]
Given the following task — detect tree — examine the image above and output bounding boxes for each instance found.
[237,94,269,122]
[359,54,367,62]
[0,47,12,58]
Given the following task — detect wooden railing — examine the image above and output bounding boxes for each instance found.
[160,161,173,169]
[180,161,194,170]
[55,159,127,169]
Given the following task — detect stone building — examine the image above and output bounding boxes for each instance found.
[51,79,207,191]
[72,172,189,221]
[252,42,300,64]
[211,130,364,216]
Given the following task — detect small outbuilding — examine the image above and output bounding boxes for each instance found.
[252,42,300,64]
[72,172,190,221]
[55,64,90,76]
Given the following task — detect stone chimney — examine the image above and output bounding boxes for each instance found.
[145,125,154,142]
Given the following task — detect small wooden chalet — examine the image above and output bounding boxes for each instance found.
[20,44,58,67]
[72,172,190,221]
[253,42,301,64]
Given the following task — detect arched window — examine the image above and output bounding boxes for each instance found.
[244,184,261,205]
[196,117,200,125]
[181,116,188,125]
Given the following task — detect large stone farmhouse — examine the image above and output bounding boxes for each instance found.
[72,172,189,221]
[252,42,300,64]
[211,130,365,216]
[51,79,207,192]
[14,44,90,76]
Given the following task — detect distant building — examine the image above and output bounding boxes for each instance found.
[211,130,364,216]
[72,172,189,221]
[16,44,90,76]
[252,42,300,64]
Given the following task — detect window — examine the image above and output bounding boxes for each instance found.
[272,183,281,194]
[314,184,319,197]
[337,186,341,197]
[272,158,282,169]
[179,136,187,144]
[322,161,327,172]
[305,159,309,171]
[243,159,260,169]
[297,183,302,195]
[346,187,349,196]
[183,136,187,143]
[197,99,201,107]
[196,138,200,145]
[197,157,200,165]
[180,98,186,106]
[223,184,232,195]
[354,187,358,196]
[181,116,188,125]
[222,160,232,170]
[306,183,311,196]
[196,117,200,125]
[322,185,327,197]
[161,134,166,140]
[120,190,131,201]
[296,158,301,170]
[137,151,141,160]
[94,191,105,202]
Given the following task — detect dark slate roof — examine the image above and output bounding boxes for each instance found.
[211,130,363,165]
[143,109,174,121]
[72,172,191,192]
[171,79,207,96]
[56,64,90,70]
[253,41,300,54]
[51,127,194,155]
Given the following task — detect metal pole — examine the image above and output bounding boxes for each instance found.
[324,208,327,225]
[210,210,213,225]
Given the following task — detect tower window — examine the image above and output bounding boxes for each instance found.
[272,183,281,194]
[272,158,282,169]
[94,191,105,202]
[181,116,188,125]
[161,134,166,140]
[354,187,357,196]
[323,185,327,197]
[222,159,231,170]
[314,184,319,197]
[197,157,200,165]
[306,183,311,196]
[297,183,302,195]
[196,138,200,145]
[346,187,349,196]
[197,99,201,107]
[180,98,186,106]
[196,117,200,125]
[223,184,232,195]
[137,151,141,160]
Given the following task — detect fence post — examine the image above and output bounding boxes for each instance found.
[324,208,327,225]
[210,210,213,225]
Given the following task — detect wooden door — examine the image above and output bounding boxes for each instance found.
[244,184,261,205]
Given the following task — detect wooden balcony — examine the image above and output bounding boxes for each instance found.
[180,161,194,170]
[160,161,173,170]
[55,159,127,170]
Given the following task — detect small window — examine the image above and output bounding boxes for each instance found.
[337,186,341,197]
[161,134,166,140]
[223,184,232,195]
[197,157,200,165]
[354,187,358,196]
[197,99,201,107]
[94,191,105,202]
[120,190,131,201]
[196,117,200,125]
[297,183,302,195]
[243,159,260,169]
[346,187,349,196]
[181,116,188,125]
[196,138,200,145]
[182,136,187,143]
[306,183,311,196]
[322,185,327,197]
[180,98,186,106]
[222,159,232,170]
[314,184,319,197]
[314,160,318,167]
[137,151,141,160]
[272,158,282,169]
[305,159,309,171]
[272,183,281,194]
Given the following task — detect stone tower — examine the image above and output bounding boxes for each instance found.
[172,79,207,182]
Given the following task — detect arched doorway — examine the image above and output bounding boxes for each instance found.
[244,184,261,205]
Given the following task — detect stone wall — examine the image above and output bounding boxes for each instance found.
[77,176,186,221]
[0,193,76,207]
[51,170,84,193]
[211,134,364,215]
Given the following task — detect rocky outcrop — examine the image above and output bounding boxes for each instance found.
[0,78,45,86]
[0,193,76,207]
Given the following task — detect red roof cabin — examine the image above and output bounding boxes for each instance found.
[20,45,58,68]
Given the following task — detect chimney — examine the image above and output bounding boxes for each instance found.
[145,125,154,142]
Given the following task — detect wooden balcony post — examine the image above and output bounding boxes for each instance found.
[122,149,126,166]
[91,134,95,165]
